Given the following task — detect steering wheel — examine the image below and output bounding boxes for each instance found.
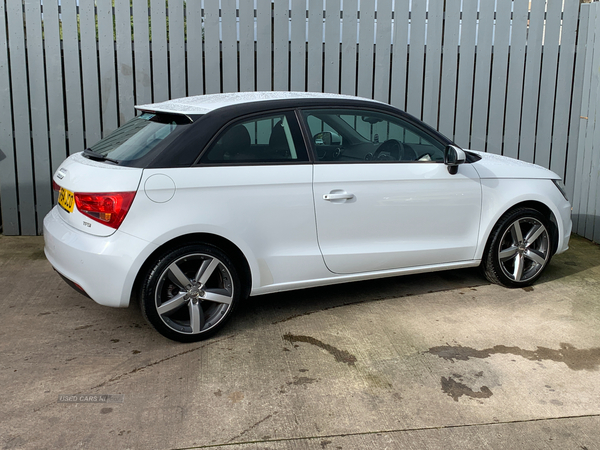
[373,139,404,161]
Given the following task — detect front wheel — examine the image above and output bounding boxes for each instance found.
[140,244,241,342]
[482,208,553,288]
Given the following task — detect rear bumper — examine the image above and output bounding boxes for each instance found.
[43,206,156,307]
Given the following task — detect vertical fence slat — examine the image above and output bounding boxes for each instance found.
[290,0,306,91]
[486,0,512,155]
[168,0,186,99]
[186,2,205,96]
[256,0,272,91]
[340,0,358,96]
[308,0,323,92]
[373,0,392,103]
[203,0,221,94]
[584,6,600,240]
[221,0,238,93]
[80,0,102,145]
[551,0,580,180]
[534,0,563,169]
[438,0,460,138]
[324,0,341,94]
[406,0,426,118]
[24,0,52,230]
[150,0,169,101]
[422,0,443,128]
[6,0,36,235]
[238,0,255,92]
[572,4,595,234]
[273,0,289,91]
[115,0,136,123]
[62,0,85,152]
[470,0,494,152]
[519,0,545,163]
[98,0,119,134]
[42,0,67,175]
[357,1,375,98]
[133,0,153,103]
[503,0,529,159]
[0,0,18,234]
[565,3,589,204]
[454,0,478,148]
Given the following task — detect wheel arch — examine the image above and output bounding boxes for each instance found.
[480,200,559,259]
[131,233,253,306]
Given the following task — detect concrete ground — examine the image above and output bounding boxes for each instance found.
[1,234,599,450]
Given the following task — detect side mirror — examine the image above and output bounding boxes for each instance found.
[444,145,466,175]
[314,131,342,146]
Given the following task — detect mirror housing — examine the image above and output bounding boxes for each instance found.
[444,145,466,175]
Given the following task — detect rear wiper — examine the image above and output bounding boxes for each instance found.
[83,148,120,164]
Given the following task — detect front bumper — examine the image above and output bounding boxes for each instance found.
[43,206,156,307]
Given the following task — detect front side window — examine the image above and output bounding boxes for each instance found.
[302,109,446,163]
[201,113,308,164]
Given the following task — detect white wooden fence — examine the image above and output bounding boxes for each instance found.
[0,0,599,243]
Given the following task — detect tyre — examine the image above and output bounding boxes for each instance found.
[482,208,553,288]
[140,244,241,342]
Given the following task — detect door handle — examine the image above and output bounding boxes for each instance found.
[323,192,355,201]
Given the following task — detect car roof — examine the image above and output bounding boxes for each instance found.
[136,91,384,115]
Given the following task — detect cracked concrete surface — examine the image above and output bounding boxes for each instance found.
[0,234,599,449]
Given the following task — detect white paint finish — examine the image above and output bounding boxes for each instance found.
[138,91,378,115]
[44,207,155,308]
[313,162,482,273]
[52,153,143,237]
[124,165,322,292]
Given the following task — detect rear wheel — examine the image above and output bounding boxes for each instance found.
[482,208,552,288]
[140,244,240,342]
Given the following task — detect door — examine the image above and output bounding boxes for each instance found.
[303,108,482,274]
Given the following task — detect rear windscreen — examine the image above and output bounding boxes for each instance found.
[88,112,192,162]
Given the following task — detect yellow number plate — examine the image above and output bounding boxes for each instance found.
[58,187,75,213]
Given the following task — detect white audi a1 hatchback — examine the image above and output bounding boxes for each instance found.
[44,92,572,342]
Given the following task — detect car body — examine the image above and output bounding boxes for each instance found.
[44,92,572,342]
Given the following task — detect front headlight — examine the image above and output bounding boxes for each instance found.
[552,179,569,202]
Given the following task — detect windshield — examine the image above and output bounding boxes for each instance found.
[88,112,191,162]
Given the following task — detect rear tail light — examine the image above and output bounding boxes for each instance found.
[74,192,136,229]
[52,180,61,192]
